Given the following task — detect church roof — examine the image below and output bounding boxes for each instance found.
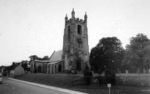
[49,50,62,63]
[34,60,50,63]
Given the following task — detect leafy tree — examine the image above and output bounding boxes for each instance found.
[123,33,150,73]
[90,37,124,73]
[21,60,30,71]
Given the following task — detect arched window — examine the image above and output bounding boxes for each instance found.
[77,38,82,48]
[77,25,82,35]
[58,64,62,72]
[38,66,42,73]
[68,26,71,40]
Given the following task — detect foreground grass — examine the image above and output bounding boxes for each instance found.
[15,73,150,94]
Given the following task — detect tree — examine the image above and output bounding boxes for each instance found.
[90,37,124,73]
[123,33,150,73]
[21,60,30,71]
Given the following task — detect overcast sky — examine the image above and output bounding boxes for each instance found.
[0,0,150,66]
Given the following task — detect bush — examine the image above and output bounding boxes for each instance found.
[96,70,116,85]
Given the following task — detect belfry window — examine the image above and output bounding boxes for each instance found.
[77,25,82,35]
[68,26,71,40]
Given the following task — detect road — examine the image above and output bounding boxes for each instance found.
[0,78,86,94]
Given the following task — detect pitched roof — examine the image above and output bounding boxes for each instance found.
[49,50,62,62]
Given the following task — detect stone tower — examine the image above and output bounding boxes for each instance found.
[62,9,89,72]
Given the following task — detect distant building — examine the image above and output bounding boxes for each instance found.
[0,66,4,73]
[10,64,25,77]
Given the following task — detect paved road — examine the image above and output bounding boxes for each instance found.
[0,78,86,94]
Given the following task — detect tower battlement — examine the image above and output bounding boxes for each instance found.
[66,18,85,24]
[65,9,87,25]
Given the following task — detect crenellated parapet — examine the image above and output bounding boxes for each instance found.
[65,9,87,25]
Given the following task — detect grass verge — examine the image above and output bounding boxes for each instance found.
[15,73,150,94]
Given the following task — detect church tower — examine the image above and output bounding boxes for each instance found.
[62,9,89,72]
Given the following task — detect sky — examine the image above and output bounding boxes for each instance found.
[0,0,150,66]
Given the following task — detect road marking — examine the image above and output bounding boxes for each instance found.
[8,78,87,94]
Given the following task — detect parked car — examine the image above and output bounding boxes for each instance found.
[0,73,3,84]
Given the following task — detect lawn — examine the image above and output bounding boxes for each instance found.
[15,73,150,94]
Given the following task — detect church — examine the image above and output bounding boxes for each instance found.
[30,9,90,74]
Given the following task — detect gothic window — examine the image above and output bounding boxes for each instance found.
[77,38,82,48]
[58,64,62,72]
[38,66,42,73]
[77,25,82,35]
[68,26,71,41]
[78,42,82,48]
